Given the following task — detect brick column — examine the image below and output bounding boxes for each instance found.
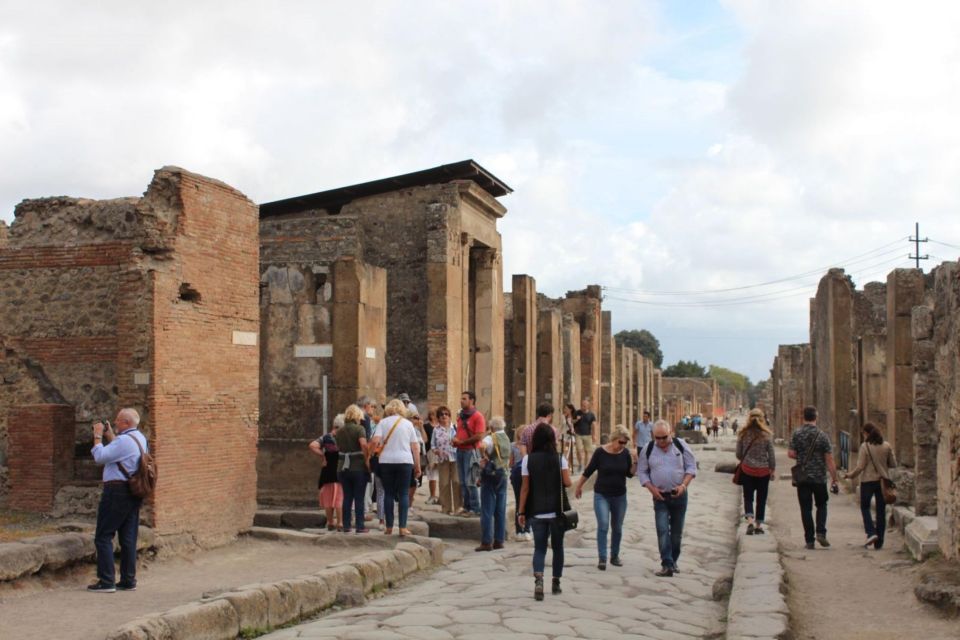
[8,404,75,512]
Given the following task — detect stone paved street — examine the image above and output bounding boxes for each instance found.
[261,446,740,640]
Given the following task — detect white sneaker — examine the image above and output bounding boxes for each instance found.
[864,534,879,548]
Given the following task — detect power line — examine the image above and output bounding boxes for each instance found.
[930,239,960,251]
[909,222,929,269]
[602,236,908,296]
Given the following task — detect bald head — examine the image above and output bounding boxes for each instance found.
[653,420,672,450]
[116,408,140,430]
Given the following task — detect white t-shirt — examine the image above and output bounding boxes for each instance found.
[373,416,419,464]
[520,454,570,519]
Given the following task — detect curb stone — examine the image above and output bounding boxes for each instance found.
[104,538,445,640]
[725,507,791,640]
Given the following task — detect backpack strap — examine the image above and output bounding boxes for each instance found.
[116,431,145,479]
[645,438,686,460]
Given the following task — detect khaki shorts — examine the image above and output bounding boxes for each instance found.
[575,434,595,457]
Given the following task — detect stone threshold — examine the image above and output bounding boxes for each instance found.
[105,533,445,640]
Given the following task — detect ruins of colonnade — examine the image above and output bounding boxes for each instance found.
[0,160,670,538]
[769,264,960,561]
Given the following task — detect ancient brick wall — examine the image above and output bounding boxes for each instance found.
[562,314,581,406]
[562,286,602,413]
[508,275,537,426]
[810,268,857,445]
[600,311,617,431]
[7,404,74,511]
[536,307,563,410]
[886,269,925,466]
[772,344,813,440]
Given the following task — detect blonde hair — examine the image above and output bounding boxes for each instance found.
[344,404,364,424]
[609,424,631,443]
[384,398,406,417]
[739,411,772,440]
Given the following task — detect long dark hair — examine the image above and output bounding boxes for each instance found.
[863,422,884,445]
[530,423,557,454]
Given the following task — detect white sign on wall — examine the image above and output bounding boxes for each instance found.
[295,344,333,358]
[365,347,377,359]
[232,331,258,346]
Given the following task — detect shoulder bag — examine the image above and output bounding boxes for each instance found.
[865,443,897,505]
[370,417,403,477]
[791,433,820,487]
[732,437,757,486]
[555,455,579,531]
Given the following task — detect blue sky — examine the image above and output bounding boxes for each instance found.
[2,1,959,381]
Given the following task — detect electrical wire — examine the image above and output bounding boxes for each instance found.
[930,239,960,251]
[602,236,908,296]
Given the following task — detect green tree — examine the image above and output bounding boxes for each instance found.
[662,359,707,378]
[614,329,663,367]
[707,365,751,392]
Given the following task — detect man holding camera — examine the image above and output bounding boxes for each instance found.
[637,421,697,577]
[87,408,148,593]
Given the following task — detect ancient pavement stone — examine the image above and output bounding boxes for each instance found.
[261,447,740,639]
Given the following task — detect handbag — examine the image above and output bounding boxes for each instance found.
[556,454,578,531]
[865,444,897,505]
[791,435,820,487]
[732,437,757,486]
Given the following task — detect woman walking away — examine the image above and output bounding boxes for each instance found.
[510,425,532,540]
[336,405,370,533]
[309,414,344,531]
[574,425,637,570]
[432,406,462,515]
[736,408,776,535]
[518,424,572,601]
[845,422,897,549]
[477,417,511,551]
[369,399,422,536]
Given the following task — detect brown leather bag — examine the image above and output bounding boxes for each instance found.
[117,432,157,499]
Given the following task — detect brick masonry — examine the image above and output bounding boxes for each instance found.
[7,404,75,511]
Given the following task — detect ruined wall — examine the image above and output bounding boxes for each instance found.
[562,286,602,411]
[7,404,74,511]
[600,310,616,431]
[853,282,887,452]
[772,344,813,440]
[886,269,925,467]
[536,307,563,410]
[562,314,581,407]
[661,377,719,425]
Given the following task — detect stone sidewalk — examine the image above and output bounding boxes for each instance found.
[261,447,740,640]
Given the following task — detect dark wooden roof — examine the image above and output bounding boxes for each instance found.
[259,159,512,217]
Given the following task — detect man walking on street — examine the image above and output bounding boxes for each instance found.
[573,399,599,471]
[789,406,839,549]
[634,410,654,456]
[637,420,697,577]
[88,408,148,593]
[454,390,485,516]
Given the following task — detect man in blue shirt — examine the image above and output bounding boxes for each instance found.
[88,408,148,593]
[634,410,654,455]
[637,420,697,577]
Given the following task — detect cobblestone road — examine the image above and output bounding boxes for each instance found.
[263,446,740,640]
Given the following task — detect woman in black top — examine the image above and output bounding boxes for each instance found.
[575,425,637,570]
[518,423,572,601]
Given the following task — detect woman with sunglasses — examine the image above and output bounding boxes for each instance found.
[574,424,637,570]
[431,406,462,515]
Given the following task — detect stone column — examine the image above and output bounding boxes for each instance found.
[600,311,616,434]
[911,302,937,516]
[473,247,504,418]
[509,275,537,425]
[562,314,581,406]
[886,269,924,467]
[537,308,563,408]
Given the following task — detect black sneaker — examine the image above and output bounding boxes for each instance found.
[597,559,606,571]
[654,567,674,577]
[116,582,137,592]
[805,541,815,550]
[87,582,116,593]
[816,534,831,548]
[610,556,623,567]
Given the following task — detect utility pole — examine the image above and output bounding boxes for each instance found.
[909,222,929,270]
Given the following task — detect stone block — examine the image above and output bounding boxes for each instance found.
[892,505,915,531]
[261,582,301,628]
[403,520,430,537]
[214,589,269,633]
[104,616,172,640]
[391,548,420,577]
[725,612,790,640]
[280,510,326,529]
[714,461,737,474]
[405,535,445,565]
[248,527,318,543]
[30,532,94,571]
[0,542,44,581]
[395,541,432,570]
[159,599,239,640]
[365,550,405,585]
[416,512,481,539]
[252,510,284,528]
[137,526,157,550]
[331,557,385,594]
[313,564,364,601]
[905,516,939,560]
[911,305,934,339]
[277,575,336,617]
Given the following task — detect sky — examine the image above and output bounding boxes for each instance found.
[2,0,960,381]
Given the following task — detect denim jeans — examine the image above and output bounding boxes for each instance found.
[480,470,508,545]
[859,480,886,548]
[742,474,771,523]
[796,482,829,543]
[379,463,413,529]
[456,449,481,513]
[594,492,627,561]
[510,465,530,534]
[94,484,141,586]
[339,469,368,530]
[531,517,565,577]
[652,492,687,570]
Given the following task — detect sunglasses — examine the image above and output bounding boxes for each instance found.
[654,435,670,441]
[617,440,629,445]
[439,412,451,417]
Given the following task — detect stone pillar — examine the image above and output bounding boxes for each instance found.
[426,258,463,414]
[562,314,581,407]
[600,311,616,433]
[7,404,75,512]
[473,247,504,419]
[886,269,925,467]
[912,302,937,516]
[616,345,626,430]
[811,268,857,445]
[537,308,563,409]
[653,370,662,419]
[509,275,537,425]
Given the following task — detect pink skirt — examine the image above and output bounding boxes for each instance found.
[319,482,343,509]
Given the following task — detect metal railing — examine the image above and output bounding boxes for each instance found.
[838,430,850,471]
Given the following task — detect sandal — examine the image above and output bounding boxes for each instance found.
[399,528,412,537]
[384,528,393,535]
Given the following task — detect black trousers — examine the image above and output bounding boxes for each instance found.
[94,484,141,586]
[796,482,829,543]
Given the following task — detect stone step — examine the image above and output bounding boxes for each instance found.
[905,516,939,560]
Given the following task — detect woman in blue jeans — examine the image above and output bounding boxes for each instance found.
[476,417,511,551]
[369,399,422,536]
[518,422,572,601]
[574,425,637,570]
[844,422,897,549]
